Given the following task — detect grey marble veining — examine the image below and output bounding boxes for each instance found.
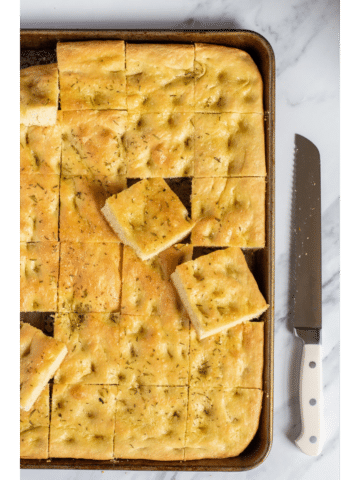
[20,0,340,478]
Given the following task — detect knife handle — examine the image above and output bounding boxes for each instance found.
[295,344,324,456]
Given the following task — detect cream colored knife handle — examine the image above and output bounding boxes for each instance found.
[295,344,324,456]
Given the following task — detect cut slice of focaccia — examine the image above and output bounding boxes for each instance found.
[20,124,61,175]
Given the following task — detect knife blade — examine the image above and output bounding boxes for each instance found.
[292,134,324,456]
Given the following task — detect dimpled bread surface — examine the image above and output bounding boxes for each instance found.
[20,124,61,175]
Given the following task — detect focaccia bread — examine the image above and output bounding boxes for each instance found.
[191,177,266,248]
[20,63,59,126]
[126,43,194,112]
[58,242,121,313]
[171,247,268,340]
[50,384,117,459]
[20,174,59,242]
[194,113,266,177]
[57,40,126,110]
[20,242,60,312]
[101,178,194,261]
[189,322,264,388]
[124,113,194,177]
[194,44,263,113]
[20,385,49,459]
[20,322,67,411]
[20,124,61,175]
[60,110,127,176]
[59,175,127,242]
[117,314,190,387]
[114,386,187,460]
[54,313,121,385]
[185,387,263,460]
[121,244,193,317]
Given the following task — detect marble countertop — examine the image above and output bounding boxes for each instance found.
[20,0,340,478]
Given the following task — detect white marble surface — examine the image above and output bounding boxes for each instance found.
[20,0,340,478]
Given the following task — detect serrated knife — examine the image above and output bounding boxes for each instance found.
[292,134,324,456]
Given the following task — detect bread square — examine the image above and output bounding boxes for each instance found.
[54,313,121,384]
[185,387,263,460]
[101,178,194,261]
[58,242,121,313]
[50,384,117,459]
[194,113,266,177]
[20,385,49,459]
[171,247,268,340]
[121,244,193,317]
[60,110,127,176]
[20,63,59,126]
[59,175,127,242]
[117,314,190,387]
[20,322,67,411]
[20,124,61,175]
[124,113,194,177]
[20,242,60,312]
[126,43,194,112]
[57,40,126,110]
[191,177,266,248]
[20,174,59,242]
[194,44,263,113]
[189,322,264,388]
[114,386,187,460]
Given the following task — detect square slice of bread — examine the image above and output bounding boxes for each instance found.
[185,387,263,460]
[20,385,50,459]
[50,384,116,459]
[124,113,194,177]
[20,63,59,126]
[194,113,266,177]
[60,110,127,176]
[194,44,263,113]
[54,313,121,384]
[58,242,121,313]
[114,386,187,460]
[191,177,266,248]
[20,174,59,242]
[20,242,60,312]
[60,175,126,242]
[20,124,61,175]
[171,247,269,340]
[121,244,193,317]
[189,322,264,388]
[57,40,126,110]
[126,43,194,112]
[20,323,67,411]
[101,178,195,261]
[117,313,190,387]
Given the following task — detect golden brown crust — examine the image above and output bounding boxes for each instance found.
[20,174,59,242]
[20,385,49,459]
[54,313,122,384]
[185,387,263,460]
[124,113,194,177]
[59,175,126,242]
[191,177,266,248]
[57,41,126,110]
[20,242,60,312]
[121,244,193,317]
[20,63,59,126]
[194,113,266,176]
[194,44,263,113]
[20,124,61,175]
[50,384,116,459]
[114,386,187,460]
[60,110,127,176]
[58,242,121,313]
[126,43,194,112]
[189,322,264,388]
[116,314,190,387]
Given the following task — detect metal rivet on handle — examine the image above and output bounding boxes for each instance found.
[309,398,316,406]
[309,436,317,443]
[309,361,316,368]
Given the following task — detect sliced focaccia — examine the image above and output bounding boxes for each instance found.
[20,124,61,175]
